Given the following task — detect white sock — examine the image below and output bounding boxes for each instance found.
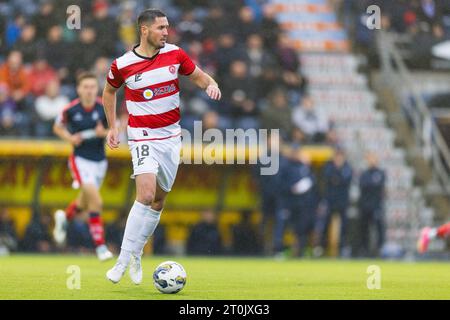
[118,201,148,265]
[132,207,161,257]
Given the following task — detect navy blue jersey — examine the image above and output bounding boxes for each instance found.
[56,98,107,161]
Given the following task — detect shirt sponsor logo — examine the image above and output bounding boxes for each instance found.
[143,89,154,100]
[142,84,177,100]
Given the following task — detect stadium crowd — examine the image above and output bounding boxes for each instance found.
[341,0,450,68]
[0,0,316,142]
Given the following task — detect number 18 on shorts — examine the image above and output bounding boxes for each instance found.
[129,137,181,193]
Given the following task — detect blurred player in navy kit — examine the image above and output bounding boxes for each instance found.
[358,152,386,257]
[53,72,113,261]
[316,148,353,257]
[276,149,319,257]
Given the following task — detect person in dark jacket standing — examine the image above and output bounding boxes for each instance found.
[317,149,353,256]
[358,153,386,257]
[253,132,286,254]
[276,149,319,257]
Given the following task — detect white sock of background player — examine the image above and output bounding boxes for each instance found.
[132,207,161,257]
[117,200,148,266]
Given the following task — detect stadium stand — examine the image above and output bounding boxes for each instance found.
[269,0,447,257]
[354,0,450,257]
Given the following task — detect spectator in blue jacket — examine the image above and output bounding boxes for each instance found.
[358,152,386,257]
[253,132,286,253]
[316,148,353,257]
[276,149,319,257]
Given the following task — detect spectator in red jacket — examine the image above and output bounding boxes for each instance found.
[29,57,58,97]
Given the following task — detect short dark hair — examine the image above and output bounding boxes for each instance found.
[137,8,166,34]
[76,71,97,86]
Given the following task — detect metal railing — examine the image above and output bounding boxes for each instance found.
[376,30,450,197]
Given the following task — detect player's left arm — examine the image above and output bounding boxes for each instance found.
[188,66,221,101]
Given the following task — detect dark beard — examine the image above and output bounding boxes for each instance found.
[147,37,165,49]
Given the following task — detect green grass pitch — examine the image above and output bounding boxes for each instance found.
[0,255,449,300]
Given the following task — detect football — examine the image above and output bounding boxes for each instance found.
[153,261,187,294]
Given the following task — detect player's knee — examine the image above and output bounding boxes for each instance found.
[151,198,165,212]
[87,197,102,212]
[83,185,102,211]
[94,198,103,211]
[137,191,155,206]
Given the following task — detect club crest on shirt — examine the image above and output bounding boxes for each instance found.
[169,65,176,74]
[92,111,99,121]
[143,88,154,100]
[73,112,83,121]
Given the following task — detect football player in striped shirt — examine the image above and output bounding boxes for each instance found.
[104,9,221,284]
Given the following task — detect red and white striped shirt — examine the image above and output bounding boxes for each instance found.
[107,43,196,141]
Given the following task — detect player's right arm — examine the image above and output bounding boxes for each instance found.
[102,81,120,149]
[103,59,124,150]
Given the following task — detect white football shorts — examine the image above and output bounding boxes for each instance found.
[128,135,182,192]
[68,155,108,189]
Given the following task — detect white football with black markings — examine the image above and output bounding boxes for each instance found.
[153,261,187,294]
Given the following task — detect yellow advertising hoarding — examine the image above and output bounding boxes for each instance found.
[0,140,332,210]
[0,139,333,246]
